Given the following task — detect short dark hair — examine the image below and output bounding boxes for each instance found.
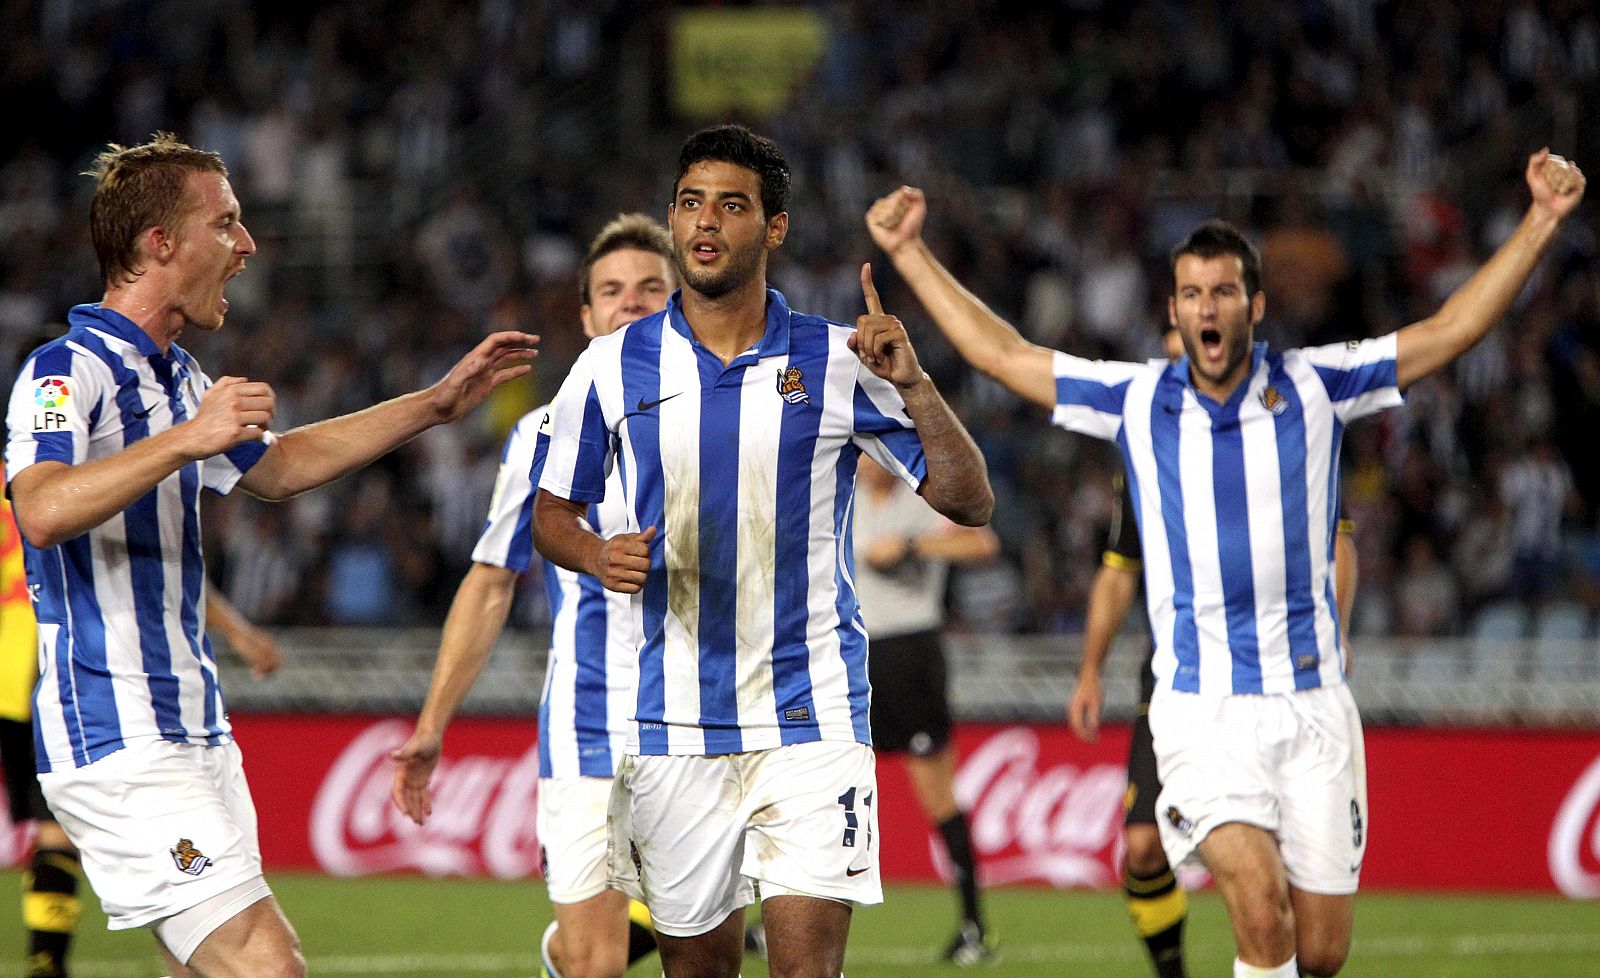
[1170,219,1261,297]
[86,133,228,288]
[675,124,790,220]
[578,213,674,304]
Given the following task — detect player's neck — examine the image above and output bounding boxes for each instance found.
[1188,359,1251,403]
[680,276,769,365]
[101,284,183,353]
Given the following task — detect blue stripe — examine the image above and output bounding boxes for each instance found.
[61,533,118,764]
[835,446,871,743]
[697,362,745,754]
[1313,358,1396,403]
[1210,400,1262,694]
[169,371,224,741]
[1056,375,1132,416]
[504,430,546,573]
[537,563,561,778]
[1325,417,1345,662]
[771,336,827,743]
[1150,379,1200,692]
[1267,361,1321,689]
[619,322,668,753]
[572,550,614,775]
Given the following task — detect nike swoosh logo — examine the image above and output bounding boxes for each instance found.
[636,392,682,412]
[845,865,870,877]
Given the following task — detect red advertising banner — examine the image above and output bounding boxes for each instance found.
[5,716,1600,897]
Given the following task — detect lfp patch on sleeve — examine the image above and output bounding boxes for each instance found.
[30,376,73,432]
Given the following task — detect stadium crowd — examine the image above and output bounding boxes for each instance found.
[2,0,1599,646]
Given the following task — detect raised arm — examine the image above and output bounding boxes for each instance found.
[240,330,536,500]
[390,560,519,824]
[852,264,993,526]
[1395,150,1585,389]
[867,187,1057,410]
[1068,557,1142,743]
[11,376,273,548]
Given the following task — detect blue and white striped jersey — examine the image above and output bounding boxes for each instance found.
[4,304,269,771]
[1054,337,1401,697]
[470,406,635,779]
[538,288,928,756]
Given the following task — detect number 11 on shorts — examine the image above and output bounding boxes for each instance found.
[838,787,874,849]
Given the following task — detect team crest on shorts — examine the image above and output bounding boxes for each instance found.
[170,839,211,877]
[1165,806,1193,836]
[776,366,809,404]
[1259,385,1289,415]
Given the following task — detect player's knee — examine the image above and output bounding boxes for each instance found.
[1231,896,1293,949]
[1123,837,1169,878]
[1297,939,1349,977]
[562,944,630,978]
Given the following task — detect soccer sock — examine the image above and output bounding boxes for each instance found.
[625,898,657,964]
[1123,864,1188,978]
[23,847,81,978]
[937,811,984,930]
[538,921,564,978]
[1233,956,1296,978]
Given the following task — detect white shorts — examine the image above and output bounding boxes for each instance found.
[537,775,614,904]
[37,738,270,930]
[1149,683,1367,895]
[607,741,882,937]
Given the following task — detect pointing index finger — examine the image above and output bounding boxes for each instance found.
[861,262,884,316]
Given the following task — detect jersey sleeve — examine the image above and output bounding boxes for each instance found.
[1050,350,1142,441]
[196,369,274,495]
[1102,471,1142,569]
[536,350,613,504]
[471,412,543,572]
[1300,333,1403,423]
[849,367,927,491]
[5,342,99,480]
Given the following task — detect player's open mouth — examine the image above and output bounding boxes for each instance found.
[1200,328,1222,353]
[691,239,721,262]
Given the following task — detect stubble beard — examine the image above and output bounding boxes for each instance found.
[675,241,764,301]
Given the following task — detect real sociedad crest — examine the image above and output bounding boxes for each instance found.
[170,838,211,876]
[1259,385,1288,415]
[776,366,809,404]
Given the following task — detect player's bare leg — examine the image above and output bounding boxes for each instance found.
[1288,889,1354,977]
[761,894,851,978]
[179,896,305,978]
[1197,823,1296,970]
[546,888,633,978]
[655,907,745,978]
[156,939,199,978]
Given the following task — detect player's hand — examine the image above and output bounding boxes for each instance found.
[848,264,926,390]
[864,535,912,571]
[425,331,540,423]
[595,525,657,593]
[866,186,927,256]
[184,376,275,458]
[1527,148,1586,221]
[1067,673,1103,743]
[390,729,443,825]
[230,622,282,679]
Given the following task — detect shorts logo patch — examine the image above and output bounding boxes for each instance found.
[784,707,811,722]
[1165,805,1193,836]
[629,840,643,877]
[169,838,210,876]
[776,366,809,404]
[1350,798,1364,848]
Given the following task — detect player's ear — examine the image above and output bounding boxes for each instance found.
[1250,289,1266,326]
[580,305,597,339]
[766,212,788,249]
[1167,296,1178,329]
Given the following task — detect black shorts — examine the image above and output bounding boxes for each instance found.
[1123,708,1162,828]
[867,629,952,757]
[0,717,50,824]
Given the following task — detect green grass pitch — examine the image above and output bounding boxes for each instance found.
[3,872,1597,977]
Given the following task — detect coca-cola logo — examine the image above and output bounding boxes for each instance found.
[310,720,542,879]
[952,728,1129,887]
[1549,752,1600,898]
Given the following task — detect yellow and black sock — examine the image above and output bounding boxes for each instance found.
[23,847,81,978]
[1124,864,1188,978]
[625,898,657,965]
